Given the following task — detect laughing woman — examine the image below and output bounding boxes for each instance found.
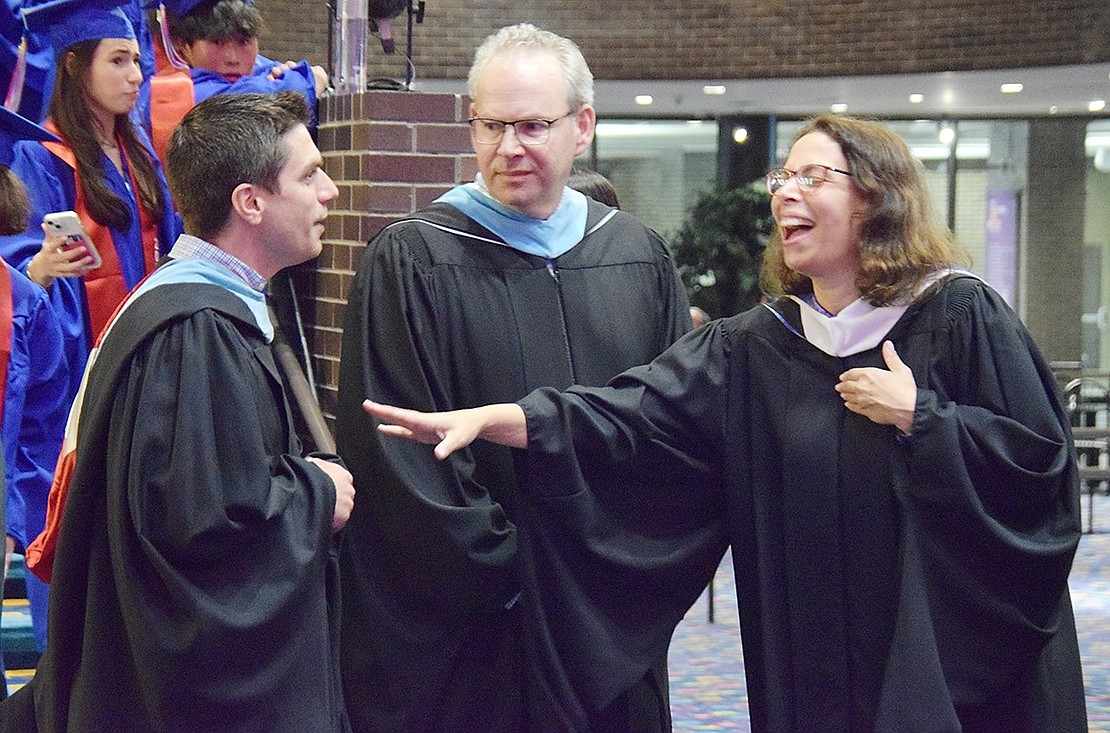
[366,115,1087,731]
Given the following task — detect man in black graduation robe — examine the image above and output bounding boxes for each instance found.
[513,274,1087,731]
[336,198,693,731]
[0,91,354,732]
[335,25,692,732]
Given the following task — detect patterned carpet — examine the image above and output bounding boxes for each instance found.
[5,496,1109,728]
[667,493,1110,731]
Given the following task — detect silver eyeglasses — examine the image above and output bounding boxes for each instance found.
[467,111,575,146]
[765,164,852,195]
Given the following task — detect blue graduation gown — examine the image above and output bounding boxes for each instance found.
[3,260,67,652]
[2,260,66,551]
[0,132,180,404]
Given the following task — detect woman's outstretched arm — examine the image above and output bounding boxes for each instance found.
[363,400,527,460]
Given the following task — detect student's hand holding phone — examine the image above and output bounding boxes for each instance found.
[27,212,101,289]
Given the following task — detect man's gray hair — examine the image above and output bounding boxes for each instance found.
[467,23,594,110]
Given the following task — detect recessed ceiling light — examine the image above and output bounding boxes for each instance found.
[1000,83,1024,94]
[908,93,924,104]
[1049,105,1059,114]
[830,102,848,113]
[1090,100,1107,112]
[635,95,653,106]
[703,85,726,96]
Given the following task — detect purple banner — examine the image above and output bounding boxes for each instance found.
[984,189,1019,306]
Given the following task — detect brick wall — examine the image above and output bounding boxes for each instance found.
[257,0,1109,83]
[311,90,476,421]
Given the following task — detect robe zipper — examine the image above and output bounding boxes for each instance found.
[545,257,577,382]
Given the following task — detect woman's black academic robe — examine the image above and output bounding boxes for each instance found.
[519,275,1087,732]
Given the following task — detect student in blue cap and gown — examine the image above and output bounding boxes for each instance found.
[145,0,326,161]
[0,106,68,691]
[2,1,153,125]
[0,0,180,409]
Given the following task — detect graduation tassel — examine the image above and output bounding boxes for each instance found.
[157,5,191,70]
[3,38,27,112]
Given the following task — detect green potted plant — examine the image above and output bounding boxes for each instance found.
[669,184,774,318]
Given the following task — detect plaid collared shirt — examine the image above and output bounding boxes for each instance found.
[167,234,268,293]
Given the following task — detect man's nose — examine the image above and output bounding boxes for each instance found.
[496,125,526,155]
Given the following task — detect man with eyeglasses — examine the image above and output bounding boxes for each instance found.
[335,22,691,733]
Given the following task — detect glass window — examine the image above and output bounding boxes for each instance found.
[1084,119,1110,368]
[590,120,718,237]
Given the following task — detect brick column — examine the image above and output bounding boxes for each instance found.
[310,90,477,422]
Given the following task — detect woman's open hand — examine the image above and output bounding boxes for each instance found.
[363,400,527,459]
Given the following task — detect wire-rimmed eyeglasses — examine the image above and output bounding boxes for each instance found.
[765,164,851,195]
[467,111,576,146]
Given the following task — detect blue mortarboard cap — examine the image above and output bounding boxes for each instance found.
[0,105,60,167]
[22,0,136,54]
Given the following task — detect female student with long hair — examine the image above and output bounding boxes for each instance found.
[0,0,179,660]
[1,0,179,404]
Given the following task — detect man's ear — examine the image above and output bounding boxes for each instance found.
[573,105,596,157]
[230,182,264,225]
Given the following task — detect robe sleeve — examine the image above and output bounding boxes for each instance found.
[517,324,732,708]
[0,142,92,400]
[898,279,1081,690]
[3,270,67,548]
[335,227,519,612]
[0,142,73,273]
[107,308,337,706]
[191,62,318,119]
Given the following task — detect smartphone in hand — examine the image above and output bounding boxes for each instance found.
[43,211,102,269]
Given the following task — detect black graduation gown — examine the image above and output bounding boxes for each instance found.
[335,200,692,732]
[0,283,347,732]
[517,275,1087,732]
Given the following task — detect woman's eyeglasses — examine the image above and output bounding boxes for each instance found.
[765,164,851,195]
